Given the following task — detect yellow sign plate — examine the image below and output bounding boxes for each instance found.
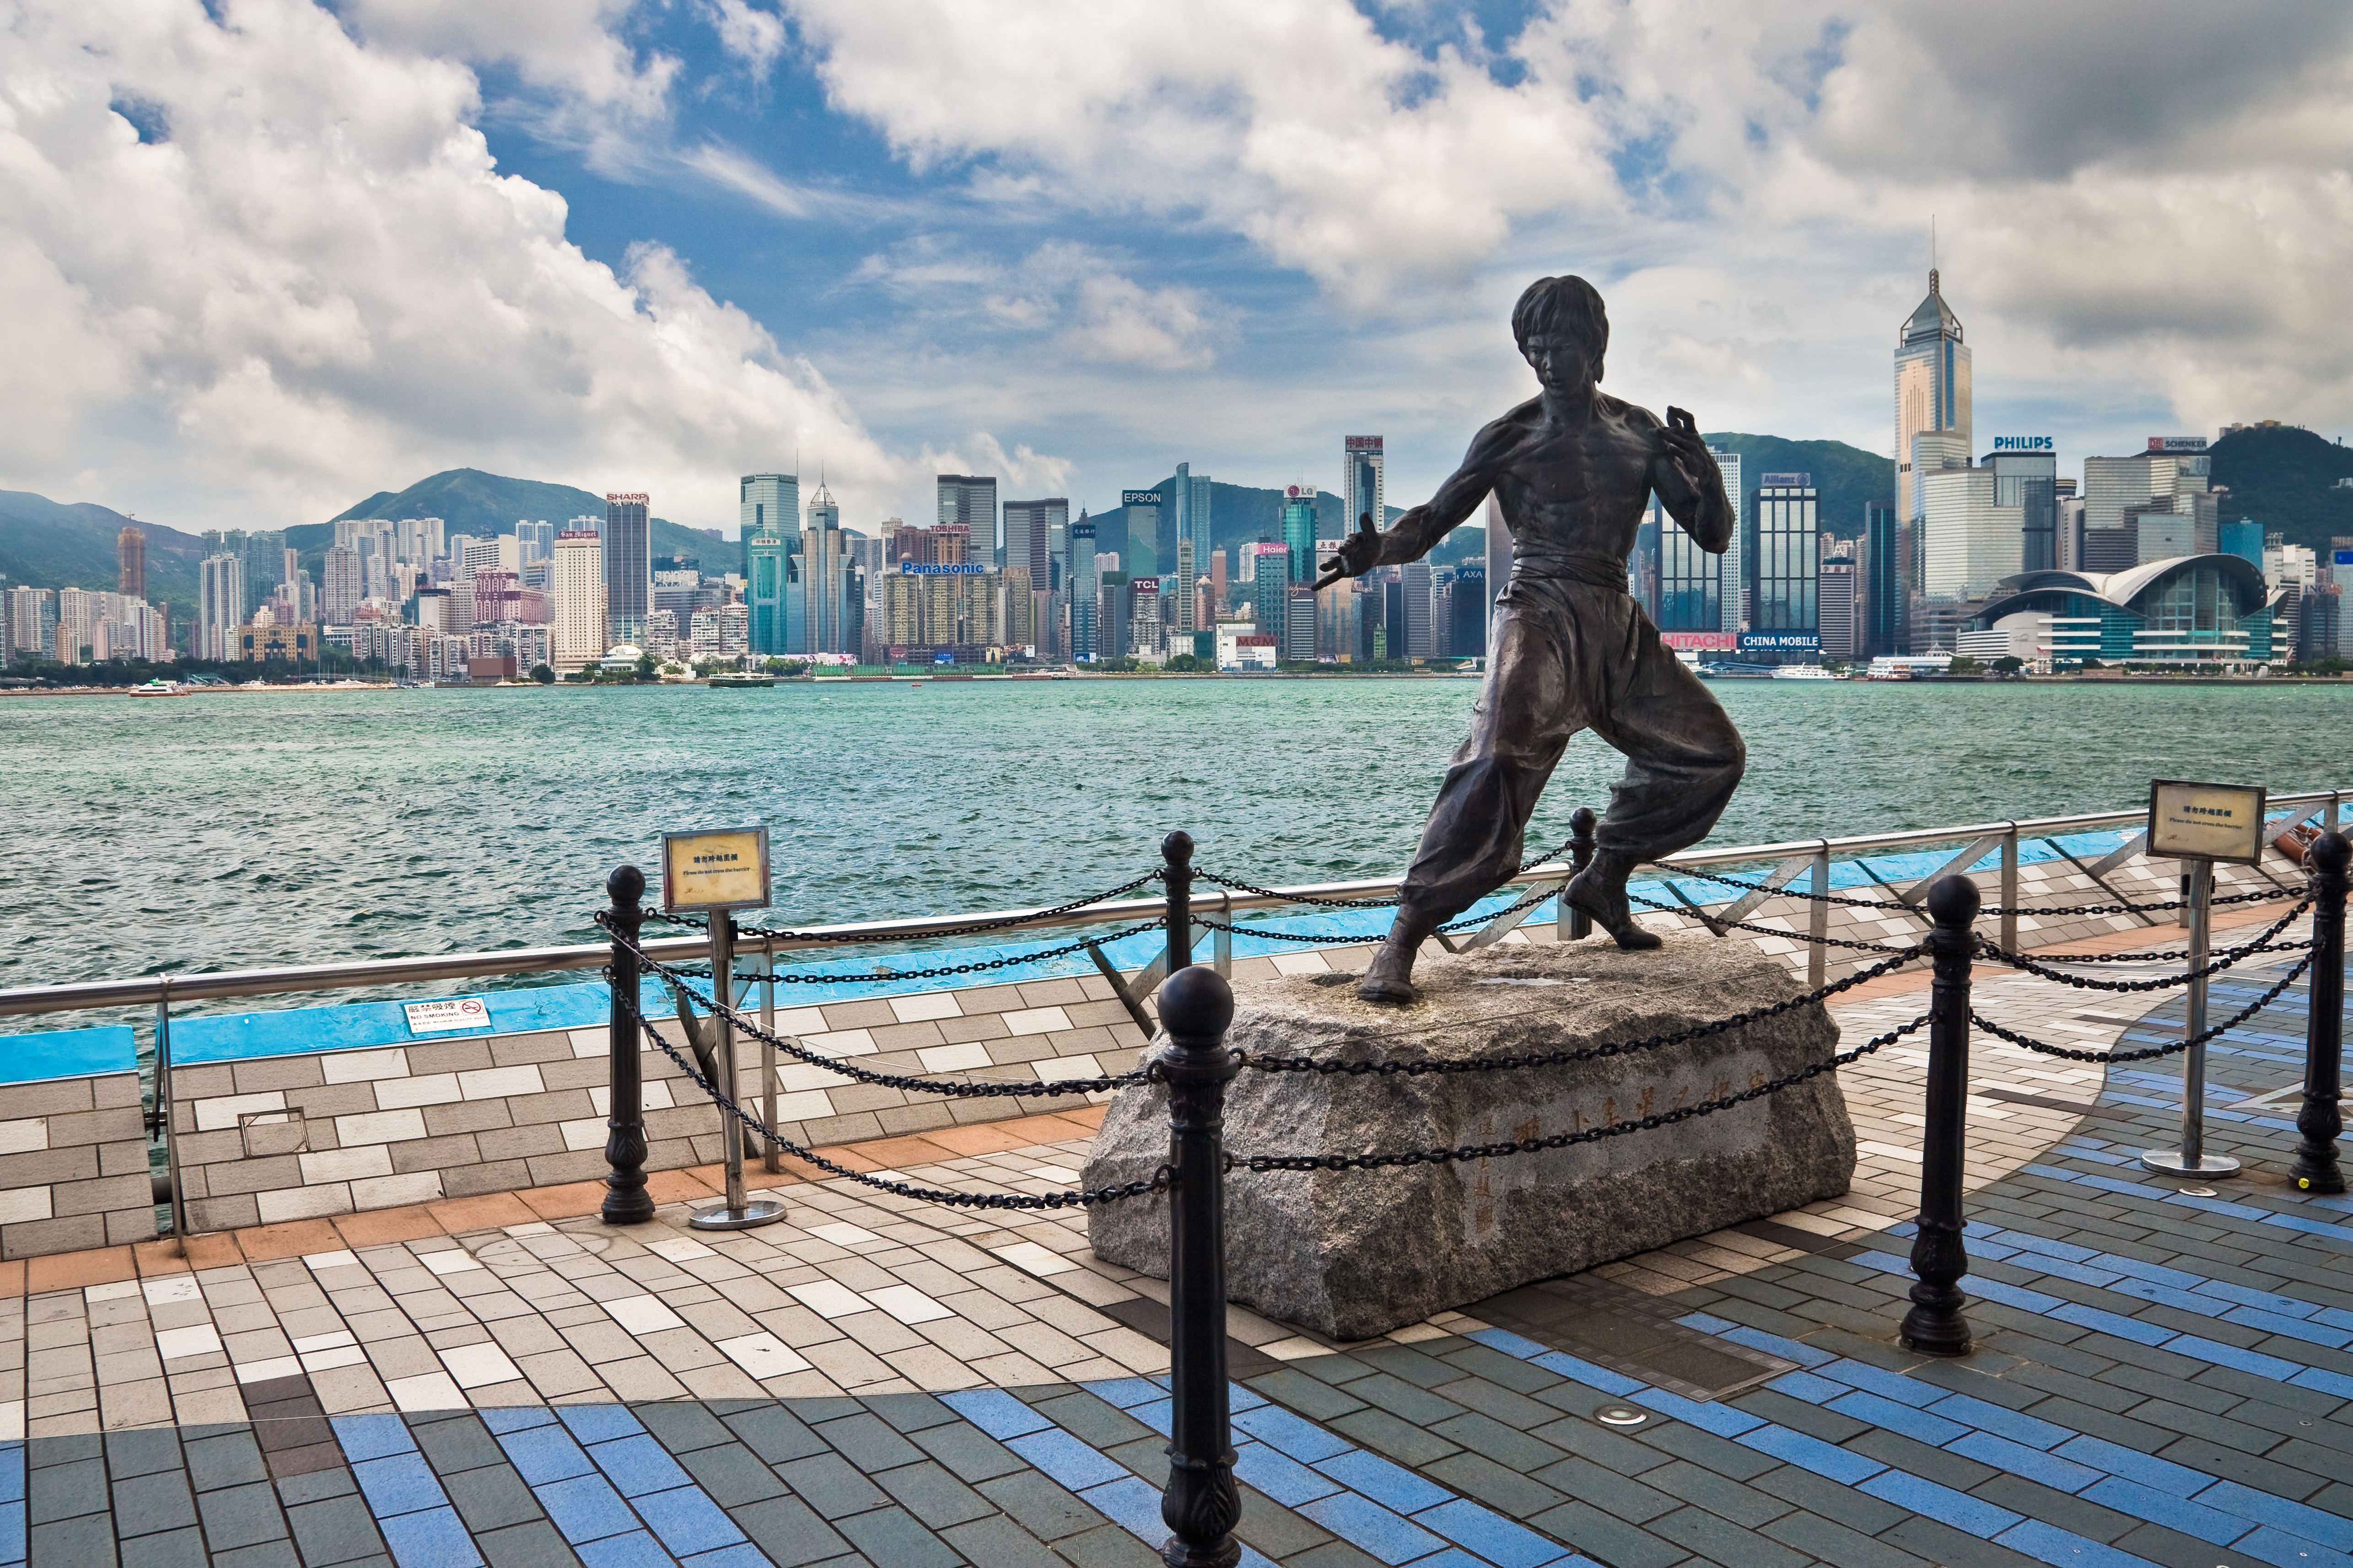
[2147,780,2267,865]
[661,826,772,912]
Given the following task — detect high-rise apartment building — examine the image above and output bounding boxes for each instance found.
[1894,269,1971,523]
[603,493,649,644]
[1819,553,1857,661]
[117,527,145,599]
[516,520,556,563]
[937,474,999,565]
[552,531,607,671]
[199,556,244,661]
[1281,486,1318,586]
[800,485,850,655]
[1750,476,1820,635]
[1400,561,1434,658]
[1343,436,1384,538]
[322,546,363,625]
[1249,542,1289,636]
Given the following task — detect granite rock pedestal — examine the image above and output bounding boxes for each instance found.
[1083,934,1857,1339]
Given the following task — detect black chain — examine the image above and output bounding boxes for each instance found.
[1661,861,2305,917]
[644,869,1166,942]
[1233,1015,1928,1173]
[1623,891,1925,954]
[1193,832,1580,912]
[610,979,1167,1210]
[1972,900,2313,992]
[1970,950,2316,1063]
[1242,950,1919,1077]
[1195,880,1563,949]
[604,925,1148,1100]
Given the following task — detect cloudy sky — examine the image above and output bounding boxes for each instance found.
[4,0,2349,535]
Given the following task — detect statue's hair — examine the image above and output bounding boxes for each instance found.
[1511,276,1608,358]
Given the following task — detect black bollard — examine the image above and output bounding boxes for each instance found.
[602,866,656,1225]
[1566,806,1598,941]
[1157,965,1241,1568]
[1902,874,1978,1355]
[2293,831,2350,1195]
[1165,831,1195,972]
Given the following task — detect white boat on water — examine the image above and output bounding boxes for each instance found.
[130,678,185,696]
[1772,664,1836,680]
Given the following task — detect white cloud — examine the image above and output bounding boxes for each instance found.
[702,0,790,75]
[859,239,1229,370]
[0,0,948,532]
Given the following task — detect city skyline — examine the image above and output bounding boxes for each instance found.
[3,4,2348,539]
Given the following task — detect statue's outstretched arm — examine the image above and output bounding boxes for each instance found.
[1651,409,1733,554]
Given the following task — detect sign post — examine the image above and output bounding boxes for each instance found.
[2140,781,2267,1179]
[662,826,788,1230]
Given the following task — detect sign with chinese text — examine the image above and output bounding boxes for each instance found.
[2147,780,2266,865]
[404,997,491,1035]
[661,826,772,912]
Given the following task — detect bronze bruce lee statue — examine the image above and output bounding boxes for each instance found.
[1322,275,1747,1006]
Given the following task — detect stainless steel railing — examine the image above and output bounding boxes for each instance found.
[0,789,2340,1022]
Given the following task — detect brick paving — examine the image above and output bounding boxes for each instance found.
[0,913,2345,1567]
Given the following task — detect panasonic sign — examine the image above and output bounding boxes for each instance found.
[1990,436,2054,451]
[900,562,986,575]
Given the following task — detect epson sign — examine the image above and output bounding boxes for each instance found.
[1122,490,1162,507]
[1990,437,2054,451]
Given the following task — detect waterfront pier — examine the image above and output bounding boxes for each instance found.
[0,796,2346,1568]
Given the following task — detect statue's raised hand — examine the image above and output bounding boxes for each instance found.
[1314,513,1382,589]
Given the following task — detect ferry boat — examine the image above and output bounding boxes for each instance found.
[130,679,185,697]
[1772,664,1836,681]
[707,673,775,689]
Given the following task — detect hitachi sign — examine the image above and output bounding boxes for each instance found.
[1990,436,2053,451]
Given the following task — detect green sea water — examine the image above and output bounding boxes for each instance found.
[2,678,2348,992]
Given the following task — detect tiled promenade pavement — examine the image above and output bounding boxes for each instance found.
[2,910,2347,1567]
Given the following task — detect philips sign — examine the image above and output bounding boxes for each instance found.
[899,562,985,575]
[1990,437,2053,451]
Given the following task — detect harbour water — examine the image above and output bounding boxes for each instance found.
[2,678,2348,999]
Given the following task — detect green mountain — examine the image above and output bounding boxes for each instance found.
[2210,425,2353,553]
[1700,434,1893,537]
[0,491,207,612]
[321,468,725,577]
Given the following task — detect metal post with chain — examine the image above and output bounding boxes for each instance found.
[1901,875,1978,1356]
[2294,831,2349,1194]
[1156,966,1242,1568]
[601,867,656,1225]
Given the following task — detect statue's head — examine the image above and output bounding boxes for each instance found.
[1512,275,1608,390]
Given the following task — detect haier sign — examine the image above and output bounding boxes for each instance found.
[1990,436,2054,451]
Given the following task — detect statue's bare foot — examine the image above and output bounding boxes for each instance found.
[1566,857,1663,950]
[1357,918,1429,1005]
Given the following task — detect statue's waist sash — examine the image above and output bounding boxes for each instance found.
[1507,553,1630,592]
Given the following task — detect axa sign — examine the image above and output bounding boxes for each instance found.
[1990,436,2053,451]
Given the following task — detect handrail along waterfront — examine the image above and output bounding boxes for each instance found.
[3,787,2342,1022]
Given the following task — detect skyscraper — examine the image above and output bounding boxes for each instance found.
[1985,447,2059,573]
[937,474,999,565]
[1750,475,1820,636]
[1069,516,1097,659]
[1708,447,1744,629]
[1894,269,1971,524]
[1250,541,1289,635]
[747,533,791,655]
[322,546,362,626]
[1174,463,1212,599]
[117,526,145,599]
[1654,496,1722,632]
[802,484,848,655]
[1122,489,1165,578]
[1864,500,1901,657]
[1004,498,1066,594]
[603,492,649,644]
[1343,437,1384,536]
[740,473,799,578]
[1281,487,1318,585]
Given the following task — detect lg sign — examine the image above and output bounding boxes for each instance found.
[1990,437,2053,451]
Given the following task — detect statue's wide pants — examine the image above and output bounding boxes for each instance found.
[1398,576,1745,927]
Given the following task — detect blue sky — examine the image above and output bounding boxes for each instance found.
[3,0,2348,533]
